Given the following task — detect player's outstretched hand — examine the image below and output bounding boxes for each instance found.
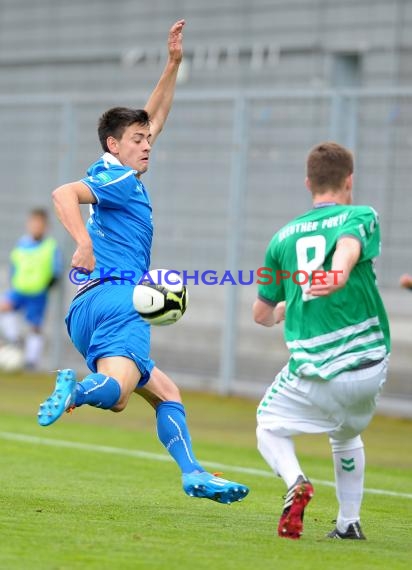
[400,273,412,289]
[71,244,96,274]
[168,19,185,63]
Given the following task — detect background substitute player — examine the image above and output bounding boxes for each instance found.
[0,208,61,369]
[37,20,249,505]
[253,142,390,540]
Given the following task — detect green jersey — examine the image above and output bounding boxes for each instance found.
[258,204,390,380]
[10,237,58,295]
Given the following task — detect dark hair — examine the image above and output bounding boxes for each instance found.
[98,107,150,152]
[29,208,48,221]
[307,142,354,194]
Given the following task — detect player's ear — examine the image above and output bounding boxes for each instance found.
[346,173,353,190]
[305,177,311,191]
[106,136,119,154]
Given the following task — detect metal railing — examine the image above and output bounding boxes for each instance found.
[0,87,411,400]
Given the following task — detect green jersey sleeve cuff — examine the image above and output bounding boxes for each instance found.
[257,294,278,307]
[338,234,363,247]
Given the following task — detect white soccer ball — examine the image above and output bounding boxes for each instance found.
[0,344,24,373]
[133,269,188,326]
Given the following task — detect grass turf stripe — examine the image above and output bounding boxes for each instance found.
[1,430,411,499]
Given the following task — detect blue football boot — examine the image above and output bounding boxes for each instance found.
[38,369,77,426]
[182,471,249,504]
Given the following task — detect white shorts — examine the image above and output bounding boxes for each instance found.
[257,357,389,441]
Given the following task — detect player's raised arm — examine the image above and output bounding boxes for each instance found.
[52,181,96,273]
[144,19,185,146]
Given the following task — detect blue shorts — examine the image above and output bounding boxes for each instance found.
[65,283,155,386]
[5,290,48,327]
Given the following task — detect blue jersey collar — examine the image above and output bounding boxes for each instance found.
[102,152,138,176]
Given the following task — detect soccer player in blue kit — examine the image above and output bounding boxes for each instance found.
[37,20,249,505]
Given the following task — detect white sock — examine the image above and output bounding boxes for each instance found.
[257,426,306,488]
[0,311,20,343]
[330,435,365,532]
[24,332,44,368]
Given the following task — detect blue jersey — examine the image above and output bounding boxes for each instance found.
[81,152,153,282]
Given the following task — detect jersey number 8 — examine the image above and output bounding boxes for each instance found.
[295,235,326,302]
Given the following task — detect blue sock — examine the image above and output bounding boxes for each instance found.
[74,373,121,409]
[156,401,204,474]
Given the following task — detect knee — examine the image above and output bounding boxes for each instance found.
[256,425,268,453]
[140,368,183,408]
[164,383,181,403]
[150,384,182,411]
[151,370,182,402]
[111,403,126,413]
[110,394,129,413]
[329,435,364,453]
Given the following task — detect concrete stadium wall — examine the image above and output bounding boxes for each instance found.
[1,0,412,95]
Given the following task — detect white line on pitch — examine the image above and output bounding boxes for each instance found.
[1,430,411,500]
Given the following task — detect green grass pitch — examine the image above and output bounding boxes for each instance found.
[0,372,411,570]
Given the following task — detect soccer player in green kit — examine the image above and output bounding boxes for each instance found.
[253,142,390,540]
